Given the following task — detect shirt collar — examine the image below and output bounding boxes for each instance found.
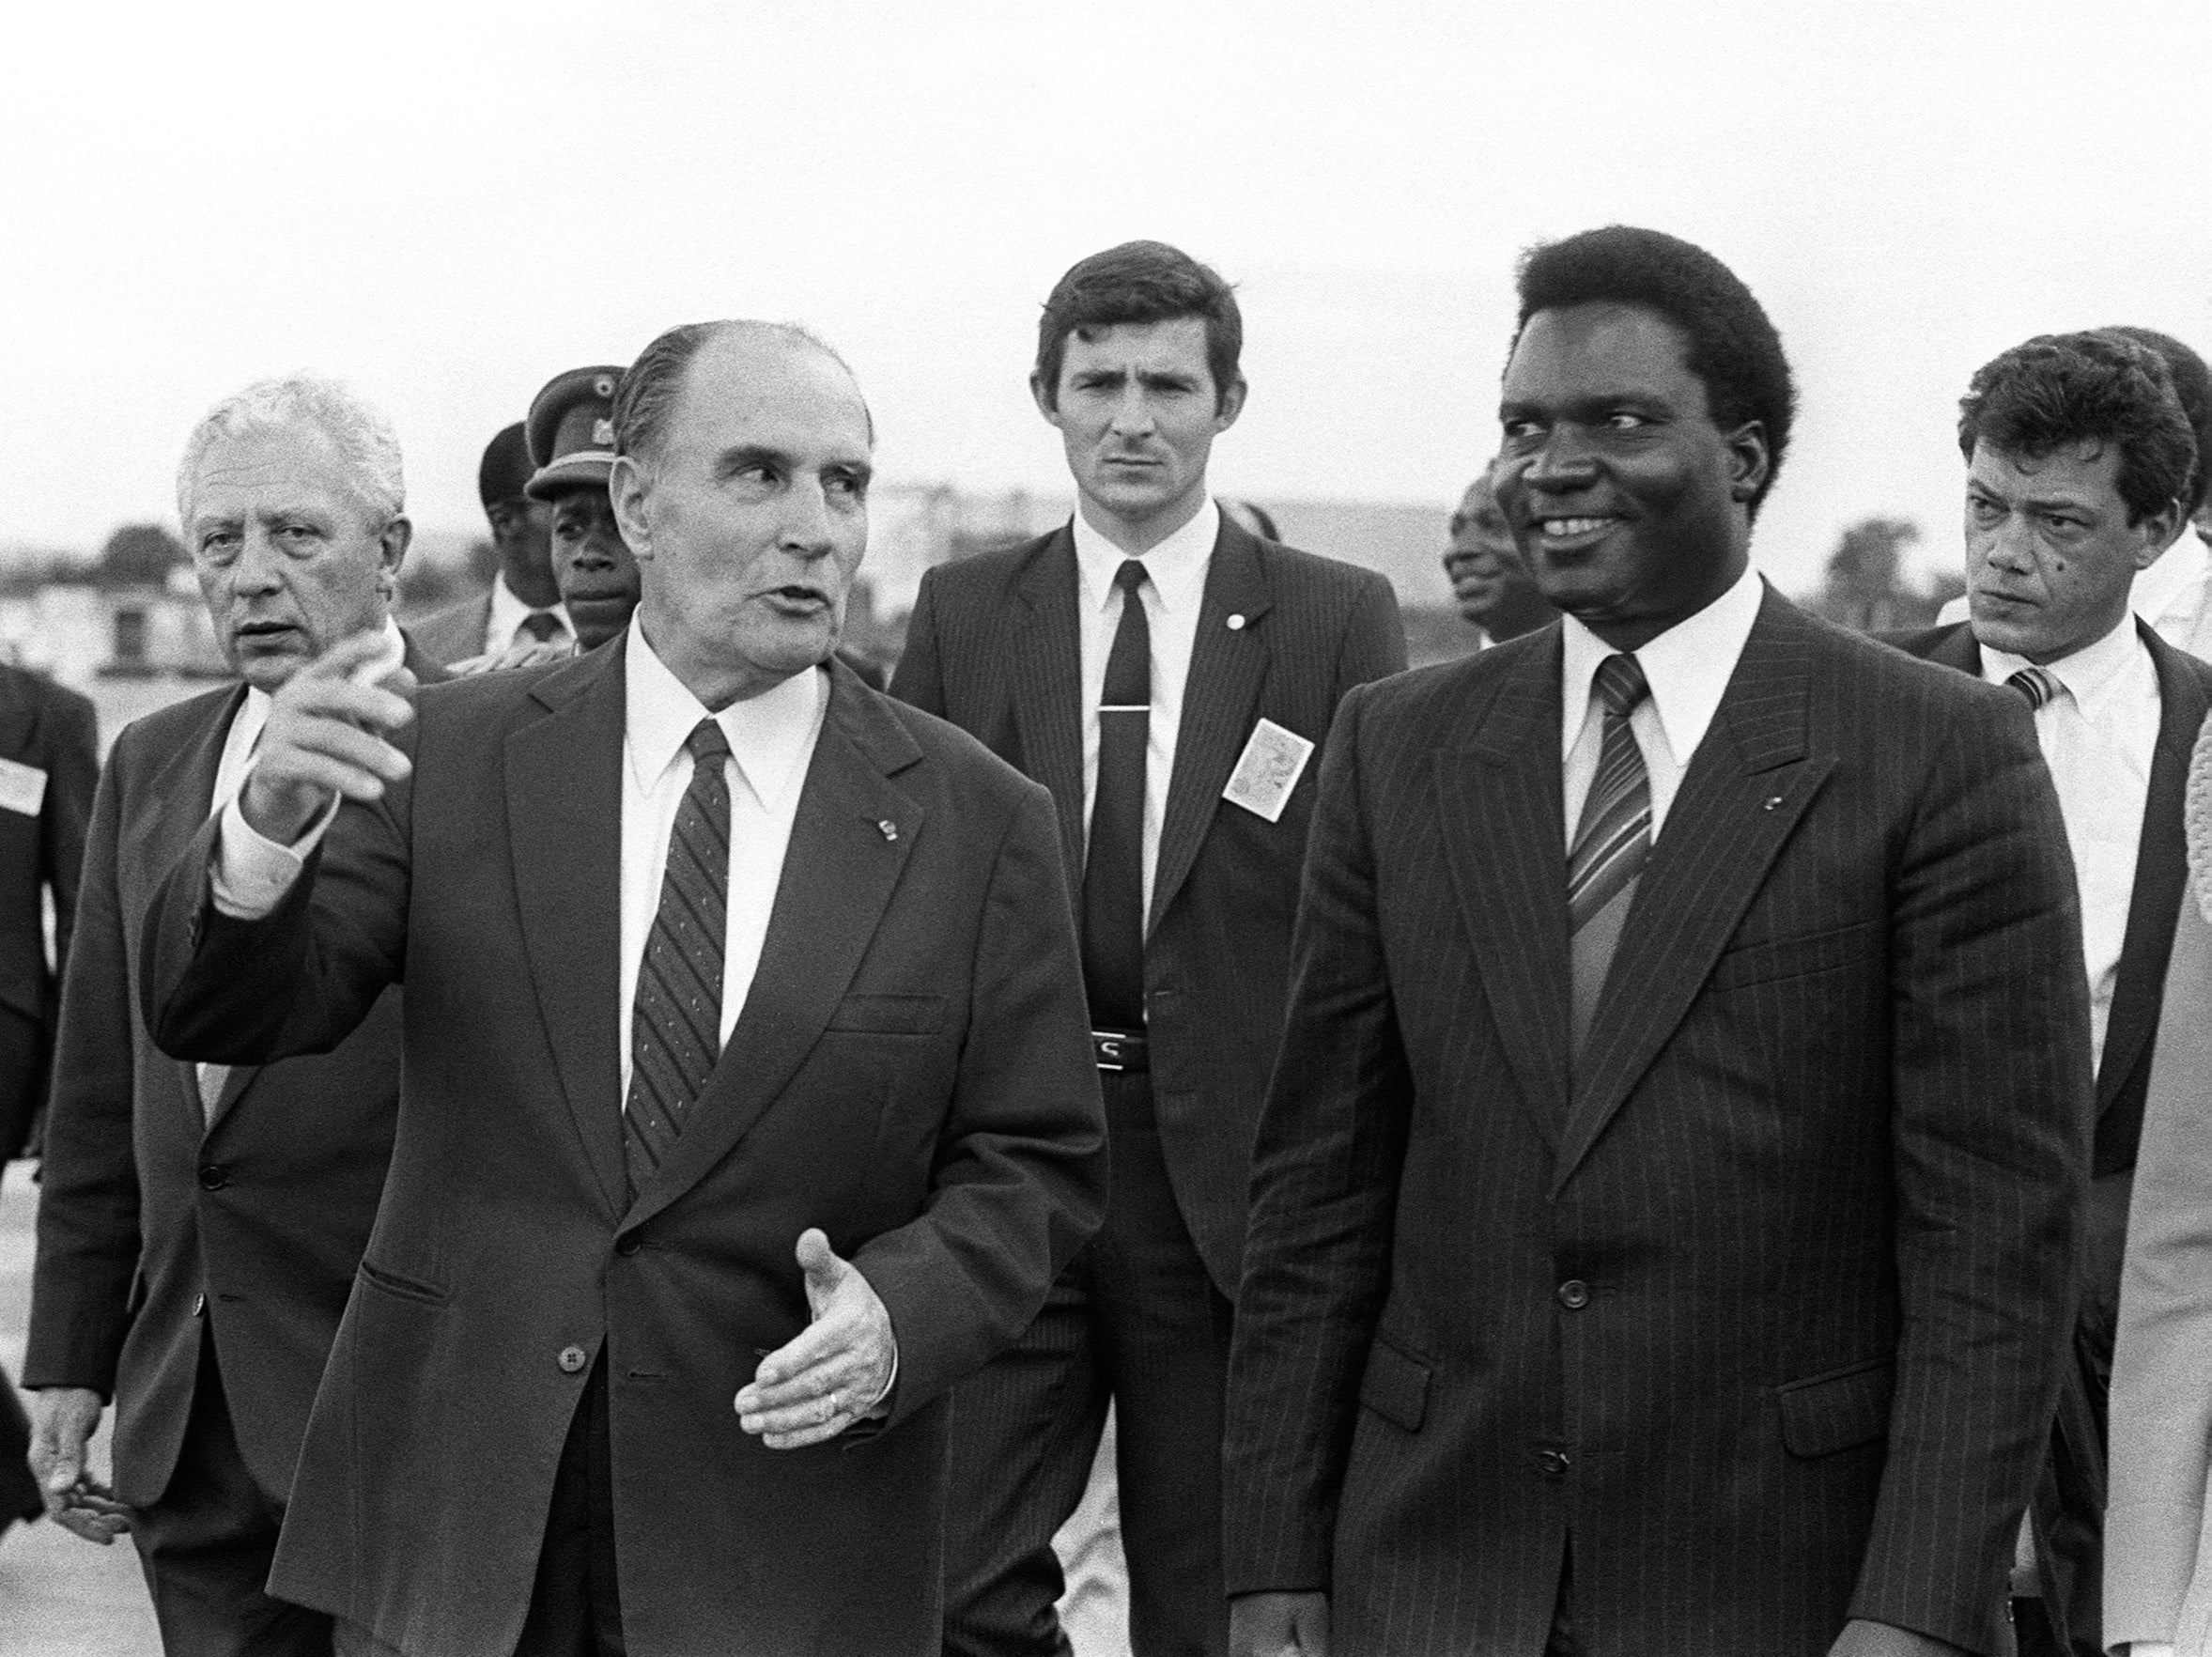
[1560,562,1766,761]
[1072,498,1220,617]
[623,619,827,809]
[1980,609,2145,709]
[487,572,571,639]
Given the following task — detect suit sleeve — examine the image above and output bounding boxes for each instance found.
[23,733,139,1394]
[1221,682,1414,1594]
[39,686,98,985]
[1333,570,1408,699]
[1848,689,2094,1647]
[850,776,1107,1425]
[140,767,411,1068]
[2105,895,2212,1649]
[886,567,946,717]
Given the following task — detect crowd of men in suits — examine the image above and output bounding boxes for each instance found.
[5,225,2212,1657]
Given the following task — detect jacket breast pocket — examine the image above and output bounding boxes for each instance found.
[1775,1357,1893,1458]
[1709,920,1879,993]
[826,994,946,1036]
[1357,1335,1431,1433]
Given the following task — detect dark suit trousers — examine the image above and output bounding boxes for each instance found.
[131,1331,333,1657]
[513,1354,626,1657]
[1,1361,44,1525]
[0,1001,45,1162]
[944,1071,1233,1657]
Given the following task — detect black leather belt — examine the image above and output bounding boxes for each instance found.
[1091,1028,1149,1074]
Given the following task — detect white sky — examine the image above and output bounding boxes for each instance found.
[4,0,2207,596]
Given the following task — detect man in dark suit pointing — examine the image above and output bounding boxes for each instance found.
[894,240,1403,1656]
[140,320,1107,1657]
[1224,227,2092,1657]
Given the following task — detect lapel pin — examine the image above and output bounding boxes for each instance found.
[1761,795,1784,812]
[877,819,899,842]
[1226,613,1246,631]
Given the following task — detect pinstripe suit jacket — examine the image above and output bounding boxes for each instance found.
[1223,587,2094,1657]
[891,517,1405,1293]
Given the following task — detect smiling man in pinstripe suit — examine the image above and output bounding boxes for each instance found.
[1224,226,2094,1657]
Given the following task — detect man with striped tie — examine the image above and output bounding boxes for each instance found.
[1887,329,2207,1657]
[134,318,1106,1657]
[1224,227,2094,1657]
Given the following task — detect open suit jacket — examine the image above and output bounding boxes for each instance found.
[890,516,1405,1293]
[24,643,440,1509]
[1887,617,2212,1655]
[0,661,98,1158]
[1223,588,2093,1657]
[140,643,1108,1657]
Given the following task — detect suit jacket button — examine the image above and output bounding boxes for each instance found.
[1557,1279,1590,1310]
[614,1234,641,1258]
[1536,1448,1570,1479]
[197,1163,228,1191]
[558,1345,589,1374]
[193,1293,206,1318]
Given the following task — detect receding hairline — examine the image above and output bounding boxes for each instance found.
[179,417,395,533]
[656,321,875,445]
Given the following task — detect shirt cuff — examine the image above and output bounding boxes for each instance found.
[863,1344,898,1418]
[209,785,338,919]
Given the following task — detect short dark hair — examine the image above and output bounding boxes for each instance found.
[2102,326,2211,516]
[1957,331,2198,528]
[1511,225,1796,519]
[613,319,871,475]
[1035,240,1243,412]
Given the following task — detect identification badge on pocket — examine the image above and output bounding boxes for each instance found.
[0,757,48,817]
[1222,720,1315,823]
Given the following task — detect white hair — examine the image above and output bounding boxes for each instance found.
[176,372,406,528]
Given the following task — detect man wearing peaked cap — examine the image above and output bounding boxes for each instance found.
[524,365,642,657]
[412,423,571,669]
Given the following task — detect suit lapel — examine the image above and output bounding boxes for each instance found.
[1437,632,1572,1146]
[625,669,921,1227]
[1152,519,1274,931]
[1922,622,1983,677]
[120,687,257,1132]
[1008,529,1088,890]
[2096,625,2209,1112]
[506,642,629,1216]
[1553,594,1836,1192]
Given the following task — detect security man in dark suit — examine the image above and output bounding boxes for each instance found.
[25,372,435,1655]
[0,658,98,1538]
[1888,328,2207,1657]
[410,423,571,669]
[893,240,1406,1656]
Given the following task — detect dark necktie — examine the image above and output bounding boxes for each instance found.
[624,720,732,1195]
[518,612,565,645]
[1082,560,1150,1030]
[1568,654,1652,1061]
[2008,665,2062,711]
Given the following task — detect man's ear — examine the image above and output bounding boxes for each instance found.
[1724,422,1771,504]
[1214,375,1248,433]
[610,458,653,562]
[378,516,413,589]
[1030,370,1063,429]
[2133,501,2186,570]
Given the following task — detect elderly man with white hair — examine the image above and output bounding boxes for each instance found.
[22,372,441,1657]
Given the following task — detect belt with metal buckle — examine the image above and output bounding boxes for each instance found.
[1091,1028,1149,1074]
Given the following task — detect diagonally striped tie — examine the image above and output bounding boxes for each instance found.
[2007,665,2063,711]
[1568,654,1653,936]
[625,719,732,1197]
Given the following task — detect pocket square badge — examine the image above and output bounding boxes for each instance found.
[1223,720,1314,823]
[0,757,48,817]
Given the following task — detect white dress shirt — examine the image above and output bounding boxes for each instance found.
[1073,499,1219,922]
[486,572,573,657]
[1981,612,2159,1074]
[210,619,828,1105]
[1558,563,1766,845]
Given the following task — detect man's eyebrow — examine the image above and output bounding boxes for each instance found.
[714,443,793,474]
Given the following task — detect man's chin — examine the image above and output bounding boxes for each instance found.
[230,644,310,693]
